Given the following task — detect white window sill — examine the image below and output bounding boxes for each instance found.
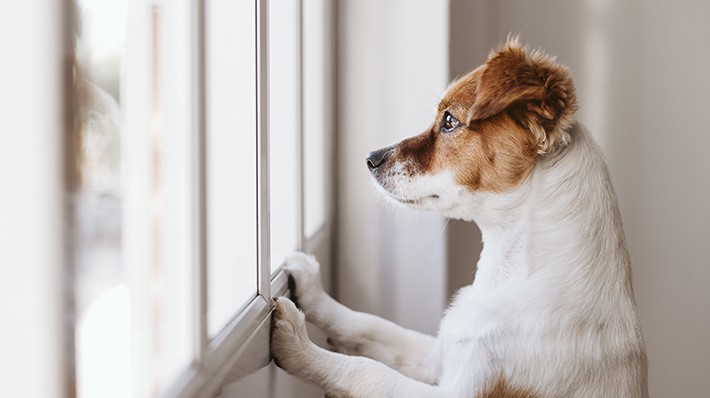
[168,270,290,398]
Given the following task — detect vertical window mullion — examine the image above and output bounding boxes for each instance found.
[194,0,208,362]
[257,0,271,297]
[296,0,305,251]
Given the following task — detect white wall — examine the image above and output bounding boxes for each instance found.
[336,0,449,335]
[449,1,710,396]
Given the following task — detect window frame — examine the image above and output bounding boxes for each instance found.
[163,0,335,396]
[168,0,277,394]
[1,0,332,396]
[66,0,333,394]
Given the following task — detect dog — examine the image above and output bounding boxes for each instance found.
[271,38,648,398]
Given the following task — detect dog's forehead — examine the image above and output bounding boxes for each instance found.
[439,67,483,112]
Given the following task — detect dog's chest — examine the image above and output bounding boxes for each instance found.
[435,284,521,388]
[438,285,503,355]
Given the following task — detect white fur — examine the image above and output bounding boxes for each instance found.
[372,162,465,214]
[271,123,648,397]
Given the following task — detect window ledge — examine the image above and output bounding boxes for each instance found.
[168,270,290,398]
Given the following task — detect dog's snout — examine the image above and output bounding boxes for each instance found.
[366,148,390,170]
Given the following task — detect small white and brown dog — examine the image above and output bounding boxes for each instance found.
[271,38,648,398]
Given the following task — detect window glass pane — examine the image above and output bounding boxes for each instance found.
[269,1,300,270]
[302,0,326,239]
[205,0,258,337]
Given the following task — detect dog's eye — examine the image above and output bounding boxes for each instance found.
[440,111,460,133]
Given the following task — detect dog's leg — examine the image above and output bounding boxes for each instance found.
[282,253,440,384]
[272,297,447,398]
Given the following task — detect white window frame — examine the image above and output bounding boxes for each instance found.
[168,0,277,394]
[174,0,335,395]
[91,0,333,396]
[1,0,333,396]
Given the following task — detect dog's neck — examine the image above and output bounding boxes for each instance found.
[465,124,633,294]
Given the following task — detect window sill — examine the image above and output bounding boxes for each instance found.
[168,270,290,398]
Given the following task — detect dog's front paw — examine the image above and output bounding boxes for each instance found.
[271,297,314,375]
[284,252,324,311]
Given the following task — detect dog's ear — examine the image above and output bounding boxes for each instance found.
[468,38,578,154]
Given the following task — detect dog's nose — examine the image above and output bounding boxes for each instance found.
[366,148,390,170]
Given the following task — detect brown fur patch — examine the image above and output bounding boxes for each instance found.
[439,114,538,192]
[468,38,578,154]
[480,378,540,398]
[377,38,577,194]
[396,128,438,174]
[432,39,575,192]
[388,93,539,192]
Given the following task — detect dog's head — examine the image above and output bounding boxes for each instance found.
[367,38,578,218]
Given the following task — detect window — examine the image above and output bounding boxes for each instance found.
[269,0,300,271]
[204,0,259,339]
[70,0,333,397]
